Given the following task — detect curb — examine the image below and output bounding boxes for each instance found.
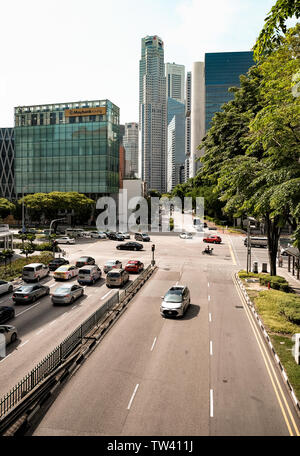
[235,273,300,415]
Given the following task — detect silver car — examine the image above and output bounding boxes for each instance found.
[0,325,18,346]
[51,284,84,305]
[106,268,129,288]
[160,285,191,318]
[103,260,122,274]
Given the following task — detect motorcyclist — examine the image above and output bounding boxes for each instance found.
[205,245,211,253]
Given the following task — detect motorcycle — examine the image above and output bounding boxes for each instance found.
[202,247,214,255]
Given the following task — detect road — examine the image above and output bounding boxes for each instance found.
[0,237,154,399]
[29,229,300,436]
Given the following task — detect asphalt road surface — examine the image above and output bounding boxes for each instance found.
[29,230,300,436]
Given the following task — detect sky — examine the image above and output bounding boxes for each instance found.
[0,0,296,127]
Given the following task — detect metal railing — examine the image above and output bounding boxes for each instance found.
[119,265,152,303]
[0,291,119,418]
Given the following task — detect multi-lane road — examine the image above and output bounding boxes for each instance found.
[12,229,297,436]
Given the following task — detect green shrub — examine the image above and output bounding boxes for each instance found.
[0,252,54,281]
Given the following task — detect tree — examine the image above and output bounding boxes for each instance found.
[19,192,95,223]
[201,25,300,276]
[253,0,300,60]
[0,198,15,220]
[20,243,35,258]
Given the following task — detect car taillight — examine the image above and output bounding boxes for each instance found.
[12,294,15,298]
[66,294,71,298]
[24,295,29,299]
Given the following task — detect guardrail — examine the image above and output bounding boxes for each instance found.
[0,291,119,418]
[0,265,156,421]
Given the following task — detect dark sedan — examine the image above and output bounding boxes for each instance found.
[48,257,69,271]
[116,242,143,251]
[0,306,15,324]
[107,232,125,241]
[75,256,95,268]
[12,284,50,304]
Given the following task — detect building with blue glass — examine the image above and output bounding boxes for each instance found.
[14,99,119,198]
[205,51,254,131]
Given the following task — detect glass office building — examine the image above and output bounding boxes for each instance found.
[14,100,119,197]
[0,128,15,200]
[205,51,254,131]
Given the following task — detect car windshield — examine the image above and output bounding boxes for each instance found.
[79,269,90,274]
[164,291,183,303]
[142,233,148,236]
[106,261,116,265]
[17,286,34,293]
[23,267,34,271]
[56,266,69,271]
[108,272,120,278]
[55,287,71,294]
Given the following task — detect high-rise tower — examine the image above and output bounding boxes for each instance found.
[139,35,167,193]
[165,63,185,104]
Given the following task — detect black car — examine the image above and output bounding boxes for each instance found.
[116,242,143,251]
[48,257,69,271]
[75,256,95,268]
[0,306,15,324]
[135,233,150,242]
[108,232,125,241]
[12,284,50,304]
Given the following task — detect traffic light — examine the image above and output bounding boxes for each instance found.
[151,244,155,252]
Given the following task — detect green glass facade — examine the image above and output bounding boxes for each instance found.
[14,100,119,196]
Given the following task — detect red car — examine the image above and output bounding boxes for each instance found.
[125,260,144,274]
[203,235,222,244]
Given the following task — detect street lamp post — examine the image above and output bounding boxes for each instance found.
[21,186,27,248]
[49,218,66,258]
[246,217,251,273]
[151,244,155,266]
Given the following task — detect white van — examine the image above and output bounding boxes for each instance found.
[22,263,49,282]
[77,265,102,285]
[65,228,84,238]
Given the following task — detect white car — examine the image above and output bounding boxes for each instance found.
[0,325,18,346]
[117,232,130,239]
[56,236,75,245]
[90,231,107,239]
[103,260,122,274]
[0,280,13,295]
[179,232,193,239]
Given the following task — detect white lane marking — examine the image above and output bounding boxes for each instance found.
[49,283,57,288]
[101,290,113,300]
[208,282,210,287]
[20,340,29,347]
[209,313,212,322]
[36,328,45,335]
[59,312,67,319]
[208,295,211,301]
[150,337,157,351]
[15,302,40,317]
[72,305,77,309]
[49,319,57,326]
[210,389,214,417]
[210,341,213,356]
[127,384,139,410]
[0,353,11,362]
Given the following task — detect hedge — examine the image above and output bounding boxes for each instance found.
[0,252,54,282]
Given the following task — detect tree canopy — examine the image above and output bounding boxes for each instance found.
[200,24,300,275]
[0,198,15,220]
[253,0,300,59]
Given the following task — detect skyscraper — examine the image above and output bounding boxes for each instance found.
[139,35,167,193]
[185,71,192,182]
[205,51,254,131]
[167,98,185,192]
[123,122,139,177]
[191,62,205,178]
[165,63,185,104]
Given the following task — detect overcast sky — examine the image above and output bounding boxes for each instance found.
[0,0,296,127]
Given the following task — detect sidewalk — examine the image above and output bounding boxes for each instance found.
[277,263,300,295]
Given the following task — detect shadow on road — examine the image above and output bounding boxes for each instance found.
[183,304,200,320]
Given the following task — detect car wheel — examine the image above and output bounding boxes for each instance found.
[8,285,13,293]
[117,246,120,250]
[134,247,137,251]
[32,295,36,303]
[46,288,50,295]
[81,290,84,296]
[10,333,17,343]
